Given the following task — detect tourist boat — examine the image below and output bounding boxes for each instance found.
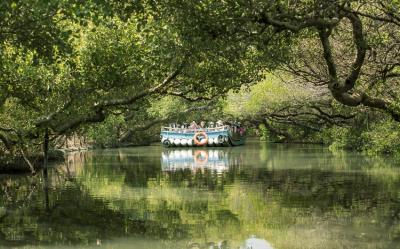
[160,125,246,147]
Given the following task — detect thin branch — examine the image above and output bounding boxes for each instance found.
[257,12,339,32]
[341,6,400,26]
[166,91,214,102]
[119,103,215,143]
[100,66,183,107]
[263,118,293,141]
[19,148,36,175]
[43,63,186,134]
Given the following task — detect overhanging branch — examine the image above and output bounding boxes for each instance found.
[37,62,186,134]
[119,103,215,143]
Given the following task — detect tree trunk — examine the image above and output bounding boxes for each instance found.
[43,129,49,177]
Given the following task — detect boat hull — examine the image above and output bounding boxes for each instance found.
[161,129,245,147]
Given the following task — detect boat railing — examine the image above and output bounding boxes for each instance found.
[161,125,230,133]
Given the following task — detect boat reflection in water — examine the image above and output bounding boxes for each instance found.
[187,235,273,249]
[240,235,273,249]
[161,149,231,173]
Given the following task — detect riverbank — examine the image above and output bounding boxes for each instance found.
[0,150,65,174]
[0,140,155,174]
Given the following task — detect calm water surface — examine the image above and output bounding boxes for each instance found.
[1,140,400,249]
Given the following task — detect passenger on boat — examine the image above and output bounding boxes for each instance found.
[215,120,224,130]
[200,121,206,129]
[169,123,178,130]
[189,121,199,130]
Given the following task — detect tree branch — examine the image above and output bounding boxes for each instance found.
[257,12,339,32]
[341,5,400,26]
[40,63,185,134]
[19,148,36,175]
[343,12,368,91]
[119,104,214,143]
[100,66,182,107]
[262,118,293,142]
[317,13,400,121]
[166,91,213,102]
[318,28,339,90]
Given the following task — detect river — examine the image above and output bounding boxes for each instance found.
[0,140,399,249]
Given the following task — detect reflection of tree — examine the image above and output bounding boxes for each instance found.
[1,147,400,248]
[0,173,190,247]
[123,161,160,188]
[79,148,400,247]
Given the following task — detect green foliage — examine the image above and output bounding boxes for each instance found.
[324,126,365,151]
[0,0,400,160]
[86,115,125,148]
[224,74,333,143]
[147,96,187,119]
[323,117,400,156]
[258,124,269,141]
[361,120,400,155]
[224,74,298,119]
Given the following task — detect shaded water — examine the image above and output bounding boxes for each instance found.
[1,140,400,249]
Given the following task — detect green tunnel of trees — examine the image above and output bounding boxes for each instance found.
[1,0,400,172]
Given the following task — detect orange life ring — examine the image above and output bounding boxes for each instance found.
[193,131,208,146]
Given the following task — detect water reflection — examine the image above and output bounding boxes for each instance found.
[240,236,273,249]
[161,149,231,173]
[1,142,400,248]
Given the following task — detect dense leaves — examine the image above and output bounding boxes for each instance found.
[1,0,400,170]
